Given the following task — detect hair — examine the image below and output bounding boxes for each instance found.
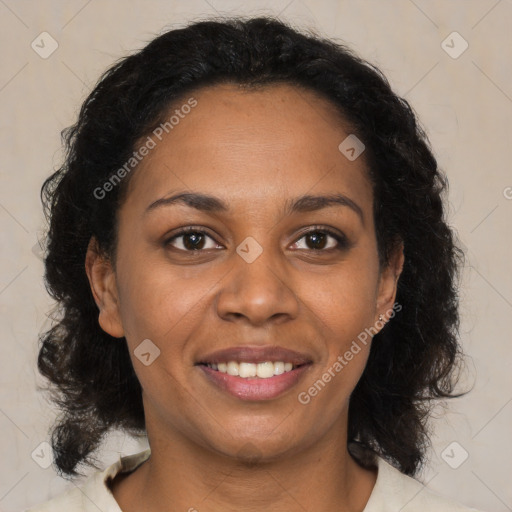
[38,15,466,478]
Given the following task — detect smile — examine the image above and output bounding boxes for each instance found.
[197,361,312,401]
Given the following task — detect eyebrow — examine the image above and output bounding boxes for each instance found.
[145,191,364,224]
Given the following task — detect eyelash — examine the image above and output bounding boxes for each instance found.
[163,225,350,253]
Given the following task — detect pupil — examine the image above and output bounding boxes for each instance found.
[184,233,204,250]
[308,232,326,250]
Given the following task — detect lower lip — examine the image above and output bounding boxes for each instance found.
[198,364,312,401]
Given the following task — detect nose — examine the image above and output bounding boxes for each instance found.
[215,242,300,326]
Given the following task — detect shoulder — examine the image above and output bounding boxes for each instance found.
[22,483,90,512]
[364,456,483,512]
[23,449,151,512]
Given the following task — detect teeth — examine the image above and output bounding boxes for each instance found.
[205,361,298,379]
[256,361,274,378]
[239,362,257,378]
[227,361,239,376]
[273,362,284,375]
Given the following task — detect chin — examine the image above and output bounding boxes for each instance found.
[205,430,299,466]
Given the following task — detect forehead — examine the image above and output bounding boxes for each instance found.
[123,82,373,217]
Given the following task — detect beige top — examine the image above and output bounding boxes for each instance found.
[24,448,482,511]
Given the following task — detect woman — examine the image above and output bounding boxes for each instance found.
[26,16,481,512]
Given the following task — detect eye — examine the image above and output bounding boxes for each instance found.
[164,226,350,253]
[164,227,222,251]
[292,227,349,252]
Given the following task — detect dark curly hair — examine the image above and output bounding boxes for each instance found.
[37,15,466,479]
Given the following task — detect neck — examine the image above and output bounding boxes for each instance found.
[111,420,377,512]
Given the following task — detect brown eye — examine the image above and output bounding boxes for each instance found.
[292,228,350,252]
[164,228,221,252]
[303,232,330,250]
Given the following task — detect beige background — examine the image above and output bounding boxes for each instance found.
[1,1,511,511]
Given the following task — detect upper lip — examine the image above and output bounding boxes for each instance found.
[197,345,313,365]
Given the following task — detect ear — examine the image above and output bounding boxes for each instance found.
[375,240,404,324]
[84,237,124,338]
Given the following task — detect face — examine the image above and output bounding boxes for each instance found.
[86,83,403,461]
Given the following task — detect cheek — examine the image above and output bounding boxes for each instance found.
[306,256,379,341]
[298,249,379,404]
[114,253,222,356]
[114,255,182,341]
[309,286,374,389]
[297,266,376,416]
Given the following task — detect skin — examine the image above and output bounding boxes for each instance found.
[86,83,404,512]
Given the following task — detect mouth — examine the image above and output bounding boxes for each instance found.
[195,345,313,401]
